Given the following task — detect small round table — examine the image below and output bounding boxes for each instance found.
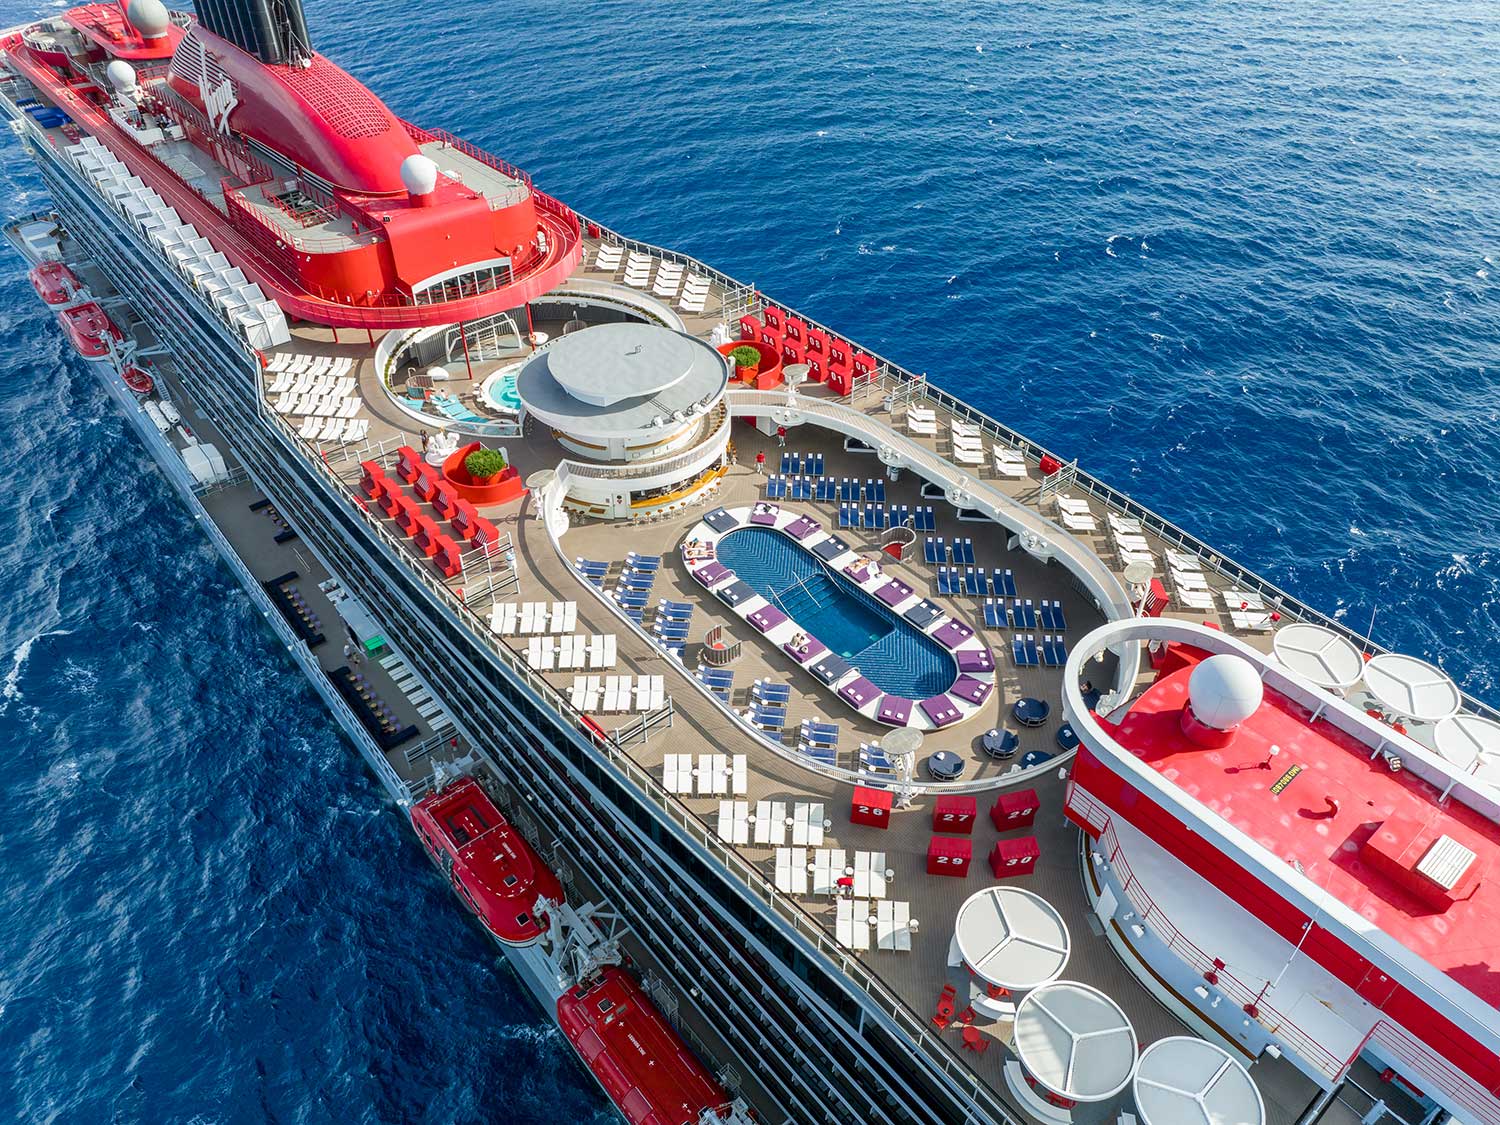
[927,751,965,781]
[1013,697,1051,727]
[1055,723,1080,751]
[981,728,1019,759]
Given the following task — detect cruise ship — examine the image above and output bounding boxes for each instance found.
[3,3,1498,1123]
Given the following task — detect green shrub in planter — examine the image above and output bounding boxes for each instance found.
[729,345,761,369]
[464,448,508,481]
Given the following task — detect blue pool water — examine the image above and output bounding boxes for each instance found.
[0,0,1495,1119]
[716,528,954,699]
[485,368,522,413]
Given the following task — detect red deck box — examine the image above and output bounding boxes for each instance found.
[927,836,972,878]
[932,794,977,835]
[990,788,1040,832]
[989,836,1040,879]
[850,785,893,829]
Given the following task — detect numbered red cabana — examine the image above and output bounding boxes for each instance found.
[927,836,972,877]
[783,316,805,344]
[762,306,786,333]
[933,794,977,835]
[850,785,892,829]
[738,314,761,341]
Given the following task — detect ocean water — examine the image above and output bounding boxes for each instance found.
[0,0,1496,1121]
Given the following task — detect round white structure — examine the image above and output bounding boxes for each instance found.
[105,60,138,98]
[1010,981,1137,1106]
[517,323,731,520]
[1133,1037,1263,1125]
[125,0,170,39]
[953,887,1070,993]
[1271,623,1364,690]
[1188,654,1263,730]
[1364,653,1461,723]
[1433,715,1500,773]
[399,153,440,197]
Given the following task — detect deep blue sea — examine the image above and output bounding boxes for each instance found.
[0,0,1495,1120]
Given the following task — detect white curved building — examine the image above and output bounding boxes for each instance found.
[516,322,731,519]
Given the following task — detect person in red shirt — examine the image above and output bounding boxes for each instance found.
[776,424,787,447]
[754,450,766,474]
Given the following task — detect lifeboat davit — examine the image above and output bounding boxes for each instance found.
[122,365,154,395]
[29,260,77,305]
[557,967,728,1125]
[409,776,564,946]
[57,302,121,361]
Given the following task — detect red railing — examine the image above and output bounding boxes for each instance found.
[402,121,533,190]
[1364,1021,1500,1125]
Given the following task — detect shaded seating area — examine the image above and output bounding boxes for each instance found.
[262,571,325,647]
[329,665,417,750]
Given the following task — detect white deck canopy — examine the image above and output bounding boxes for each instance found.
[1271,623,1363,690]
[1133,1037,1263,1125]
[1363,653,1461,723]
[1433,715,1500,773]
[1012,980,1137,1103]
[953,887,1070,992]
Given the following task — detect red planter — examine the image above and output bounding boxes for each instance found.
[441,441,526,506]
[717,340,783,390]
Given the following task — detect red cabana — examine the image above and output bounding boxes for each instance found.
[472,516,502,554]
[805,353,826,383]
[395,495,423,536]
[783,316,805,343]
[826,356,854,396]
[850,785,892,829]
[763,306,786,332]
[412,462,441,502]
[805,327,828,357]
[413,515,441,557]
[990,788,1040,831]
[828,338,850,368]
[434,534,463,578]
[359,461,387,499]
[450,498,480,540]
[927,836,972,877]
[378,486,403,518]
[988,836,1040,879]
[851,352,877,383]
[781,337,805,367]
[738,314,762,341]
[431,480,460,520]
[932,794,977,835]
[395,445,422,483]
[758,324,784,352]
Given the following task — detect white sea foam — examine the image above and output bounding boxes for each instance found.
[1,628,71,712]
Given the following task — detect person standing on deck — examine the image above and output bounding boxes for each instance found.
[776,424,786,447]
[755,450,765,474]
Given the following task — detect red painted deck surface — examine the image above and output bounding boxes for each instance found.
[556,967,725,1125]
[1109,666,1500,1008]
[410,778,563,946]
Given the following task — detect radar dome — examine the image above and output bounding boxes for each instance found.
[1188,654,1264,731]
[125,0,171,39]
[105,60,138,96]
[399,154,440,197]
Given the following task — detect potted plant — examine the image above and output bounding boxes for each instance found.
[463,447,508,484]
[729,344,761,383]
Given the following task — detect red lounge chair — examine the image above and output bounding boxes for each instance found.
[758,324,784,351]
[395,495,422,535]
[395,445,421,483]
[961,1025,988,1054]
[931,983,957,1029]
[472,517,501,554]
[738,314,761,341]
[378,487,403,518]
[852,352,877,384]
[781,337,805,367]
[413,515,441,557]
[806,354,825,383]
[805,327,828,357]
[763,306,785,332]
[412,462,440,502]
[359,461,386,498]
[434,534,463,578]
[783,316,805,342]
[450,498,479,539]
[432,480,460,520]
[827,355,853,396]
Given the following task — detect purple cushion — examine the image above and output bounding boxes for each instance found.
[932,620,975,650]
[877,695,914,725]
[784,515,820,540]
[749,503,779,526]
[843,561,876,583]
[694,561,730,587]
[874,580,913,607]
[951,675,992,705]
[956,647,995,673]
[783,636,827,663]
[838,675,879,708]
[920,694,962,727]
[749,605,789,633]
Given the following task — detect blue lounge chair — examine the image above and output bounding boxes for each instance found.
[983,600,1008,629]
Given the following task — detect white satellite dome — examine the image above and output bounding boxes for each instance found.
[1188,653,1264,730]
[399,154,440,197]
[125,0,171,39]
[105,60,138,96]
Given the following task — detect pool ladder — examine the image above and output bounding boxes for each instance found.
[773,572,829,620]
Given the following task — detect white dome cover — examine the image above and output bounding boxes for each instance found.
[105,60,138,95]
[1188,654,1263,730]
[399,154,439,196]
[125,0,170,38]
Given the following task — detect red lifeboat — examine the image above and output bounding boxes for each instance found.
[58,302,121,359]
[122,365,154,394]
[29,260,78,305]
[409,776,563,946]
[557,967,728,1125]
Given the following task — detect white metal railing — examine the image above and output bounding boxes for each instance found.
[560,402,730,482]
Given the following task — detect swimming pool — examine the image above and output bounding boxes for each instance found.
[715,527,955,700]
[480,365,523,413]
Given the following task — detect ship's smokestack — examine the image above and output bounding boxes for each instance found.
[193,0,313,65]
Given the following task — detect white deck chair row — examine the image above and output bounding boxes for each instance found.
[297,416,369,443]
[1052,493,1098,533]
